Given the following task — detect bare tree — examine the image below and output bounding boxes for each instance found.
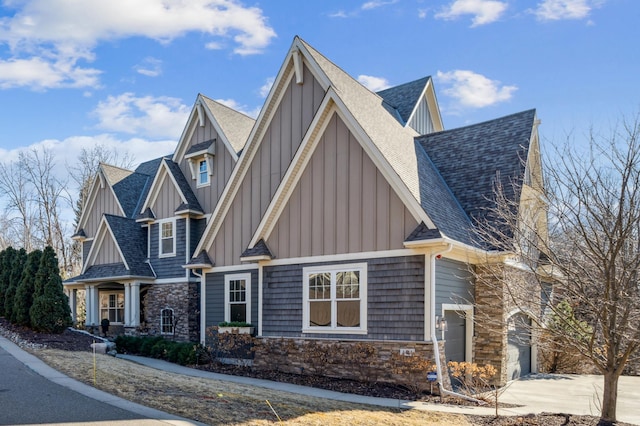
[474,117,640,422]
[0,160,36,251]
[67,145,135,275]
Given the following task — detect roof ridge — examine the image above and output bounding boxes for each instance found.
[198,93,257,121]
[424,109,536,137]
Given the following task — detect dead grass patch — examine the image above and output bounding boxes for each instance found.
[34,349,471,425]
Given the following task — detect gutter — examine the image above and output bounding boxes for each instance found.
[429,244,485,405]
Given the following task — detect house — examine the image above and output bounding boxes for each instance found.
[65,36,545,385]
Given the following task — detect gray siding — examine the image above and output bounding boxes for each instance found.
[435,258,474,315]
[149,218,187,278]
[151,176,183,219]
[205,270,259,328]
[267,113,418,258]
[209,64,325,267]
[85,185,121,236]
[95,234,120,265]
[262,255,425,341]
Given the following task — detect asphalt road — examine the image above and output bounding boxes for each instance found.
[0,345,153,425]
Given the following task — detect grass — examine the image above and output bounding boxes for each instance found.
[34,348,473,425]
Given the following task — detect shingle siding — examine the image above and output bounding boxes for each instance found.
[262,255,425,340]
[205,270,258,328]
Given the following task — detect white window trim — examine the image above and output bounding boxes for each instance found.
[99,291,124,325]
[197,158,210,187]
[224,273,252,324]
[302,262,367,335]
[158,218,176,258]
[160,307,175,335]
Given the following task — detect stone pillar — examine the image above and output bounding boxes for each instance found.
[124,283,131,326]
[474,264,508,385]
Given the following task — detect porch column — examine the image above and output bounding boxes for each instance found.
[130,282,140,327]
[124,283,132,326]
[67,289,77,324]
[85,284,100,326]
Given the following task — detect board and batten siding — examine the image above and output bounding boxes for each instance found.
[151,176,184,219]
[262,255,425,340]
[148,218,187,278]
[177,123,237,213]
[210,64,325,267]
[267,113,418,258]
[435,258,474,315]
[94,234,121,265]
[85,187,122,237]
[204,270,259,328]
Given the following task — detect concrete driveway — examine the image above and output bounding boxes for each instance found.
[497,373,640,425]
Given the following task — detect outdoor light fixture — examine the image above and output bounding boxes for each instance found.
[435,316,448,332]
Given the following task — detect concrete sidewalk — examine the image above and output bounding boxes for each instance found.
[118,354,640,425]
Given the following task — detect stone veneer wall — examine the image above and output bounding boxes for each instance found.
[143,281,200,342]
[474,264,508,385]
[474,263,543,385]
[253,338,451,391]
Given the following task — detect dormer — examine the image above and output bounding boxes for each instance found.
[184,139,216,187]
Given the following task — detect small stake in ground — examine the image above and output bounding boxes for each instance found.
[265,400,282,422]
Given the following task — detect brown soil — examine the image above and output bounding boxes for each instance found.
[0,319,630,426]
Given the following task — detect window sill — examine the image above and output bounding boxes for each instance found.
[159,253,176,258]
[302,328,367,335]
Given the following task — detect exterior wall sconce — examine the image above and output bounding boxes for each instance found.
[435,315,448,332]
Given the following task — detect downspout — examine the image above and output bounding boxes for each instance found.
[430,244,485,404]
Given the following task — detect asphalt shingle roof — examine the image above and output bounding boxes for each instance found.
[377,76,430,125]
[163,159,204,214]
[200,95,255,154]
[241,239,273,258]
[104,214,154,277]
[416,109,535,230]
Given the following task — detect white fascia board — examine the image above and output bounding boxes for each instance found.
[172,98,200,162]
[247,92,335,249]
[239,255,271,262]
[141,160,188,215]
[199,98,239,162]
[195,37,332,256]
[102,218,130,270]
[82,216,128,274]
[330,93,434,229]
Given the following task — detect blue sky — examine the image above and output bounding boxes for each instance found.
[0,0,638,177]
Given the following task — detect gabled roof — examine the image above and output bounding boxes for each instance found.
[417,109,536,229]
[377,76,430,125]
[140,158,204,217]
[69,214,154,283]
[199,95,255,154]
[172,94,255,164]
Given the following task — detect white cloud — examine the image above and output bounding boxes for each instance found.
[259,77,275,98]
[93,93,190,139]
[435,0,508,26]
[436,70,517,109]
[328,10,349,18]
[361,0,398,11]
[533,0,598,21]
[357,75,391,92]
[0,56,101,90]
[0,0,276,89]
[134,57,162,77]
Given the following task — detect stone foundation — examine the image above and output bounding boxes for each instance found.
[252,337,450,391]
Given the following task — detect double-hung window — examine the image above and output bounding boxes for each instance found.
[224,273,251,324]
[159,219,175,257]
[198,159,210,187]
[303,263,367,334]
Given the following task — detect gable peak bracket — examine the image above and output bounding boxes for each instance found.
[292,47,303,85]
[196,99,205,127]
